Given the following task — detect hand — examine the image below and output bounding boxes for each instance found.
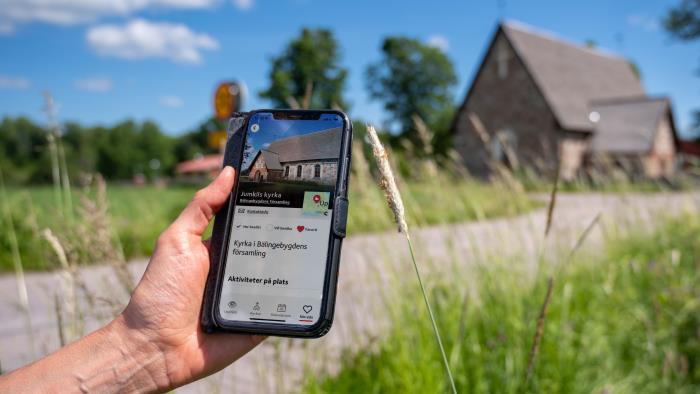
[0,166,264,393]
[117,166,265,390]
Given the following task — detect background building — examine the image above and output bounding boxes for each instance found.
[451,21,679,180]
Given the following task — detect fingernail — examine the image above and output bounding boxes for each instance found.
[221,166,234,176]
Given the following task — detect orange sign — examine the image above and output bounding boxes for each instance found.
[208,130,228,150]
[213,82,242,120]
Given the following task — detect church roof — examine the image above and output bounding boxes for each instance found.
[260,150,282,170]
[589,97,672,153]
[501,21,645,131]
[267,127,342,163]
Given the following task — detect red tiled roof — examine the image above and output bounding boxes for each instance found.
[176,154,223,174]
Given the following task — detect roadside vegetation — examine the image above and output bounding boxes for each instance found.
[304,214,700,393]
[0,165,535,271]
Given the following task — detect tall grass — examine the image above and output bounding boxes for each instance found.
[304,214,700,393]
[366,124,456,393]
[0,167,35,358]
[0,175,535,272]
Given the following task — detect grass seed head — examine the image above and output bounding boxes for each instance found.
[366,124,408,234]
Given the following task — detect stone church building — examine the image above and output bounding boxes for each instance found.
[246,127,341,185]
[451,21,679,180]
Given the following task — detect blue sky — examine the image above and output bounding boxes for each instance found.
[0,0,698,137]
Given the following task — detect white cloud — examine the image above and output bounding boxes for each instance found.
[232,0,253,10]
[627,14,659,32]
[159,95,184,108]
[0,74,30,89]
[75,76,113,92]
[0,0,217,32]
[86,19,219,64]
[427,34,449,52]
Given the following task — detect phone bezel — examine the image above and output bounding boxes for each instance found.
[211,109,351,337]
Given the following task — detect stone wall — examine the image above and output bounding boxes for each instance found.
[283,161,337,185]
[644,114,676,178]
[452,30,565,178]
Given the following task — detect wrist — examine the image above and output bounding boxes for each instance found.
[105,314,172,392]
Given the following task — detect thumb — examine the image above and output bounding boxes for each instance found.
[171,166,236,236]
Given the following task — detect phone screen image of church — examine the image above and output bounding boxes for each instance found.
[218,112,344,326]
[242,116,342,186]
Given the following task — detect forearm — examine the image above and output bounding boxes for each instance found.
[0,315,171,393]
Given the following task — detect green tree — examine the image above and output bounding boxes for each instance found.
[174,117,223,163]
[260,28,348,110]
[664,0,700,40]
[138,120,176,179]
[664,0,700,137]
[365,37,457,144]
[0,116,51,183]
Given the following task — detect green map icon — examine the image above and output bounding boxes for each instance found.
[302,191,330,216]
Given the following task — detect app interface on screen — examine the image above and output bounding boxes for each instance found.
[219,112,344,326]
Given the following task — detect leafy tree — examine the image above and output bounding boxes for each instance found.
[365,36,457,144]
[664,0,700,138]
[174,117,223,162]
[260,28,348,110]
[0,116,51,183]
[664,0,700,40]
[138,120,176,179]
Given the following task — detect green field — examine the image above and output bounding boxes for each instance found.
[304,216,700,393]
[0,175,535,271]
[0,185,195,271]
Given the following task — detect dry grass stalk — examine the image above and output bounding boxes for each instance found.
[563,213,601,266]
[42,228,83,341]
[411,114,434,156]
[351,140,371,181]
[366,124,456,394]
[366,125,407,234]
[495,131,519,171]
[46,132,63,211]
[54,292,66,347]
[411,114,439,177]
[467,112,491,147]
[544,159,562,237]
[302,81,313,109]
[56,135,74,220]
[525,276,554,382]
[526,159,562,383]
[0,167,36,358]
[466,112,524,193]
[78,175,133,295]
[286,96,301,109]
[494,163,525,194]
[445,149,471,178]
[43,92,67,215]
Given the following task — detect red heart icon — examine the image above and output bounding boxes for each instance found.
[296,226,305,232]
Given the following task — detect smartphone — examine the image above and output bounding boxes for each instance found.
[204,109,352,337]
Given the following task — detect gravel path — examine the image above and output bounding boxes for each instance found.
[1,192,698,392]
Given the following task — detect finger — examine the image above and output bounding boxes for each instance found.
[172,166,235,236]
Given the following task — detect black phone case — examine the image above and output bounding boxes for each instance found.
[200,110,351,338]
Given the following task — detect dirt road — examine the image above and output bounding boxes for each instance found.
[1,192,698,392]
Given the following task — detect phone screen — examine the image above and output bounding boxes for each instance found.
[218,112,345,326]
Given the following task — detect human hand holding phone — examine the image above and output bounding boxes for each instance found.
[204,110,351,337]
[121,166,265,388]
[0,167,265,393]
